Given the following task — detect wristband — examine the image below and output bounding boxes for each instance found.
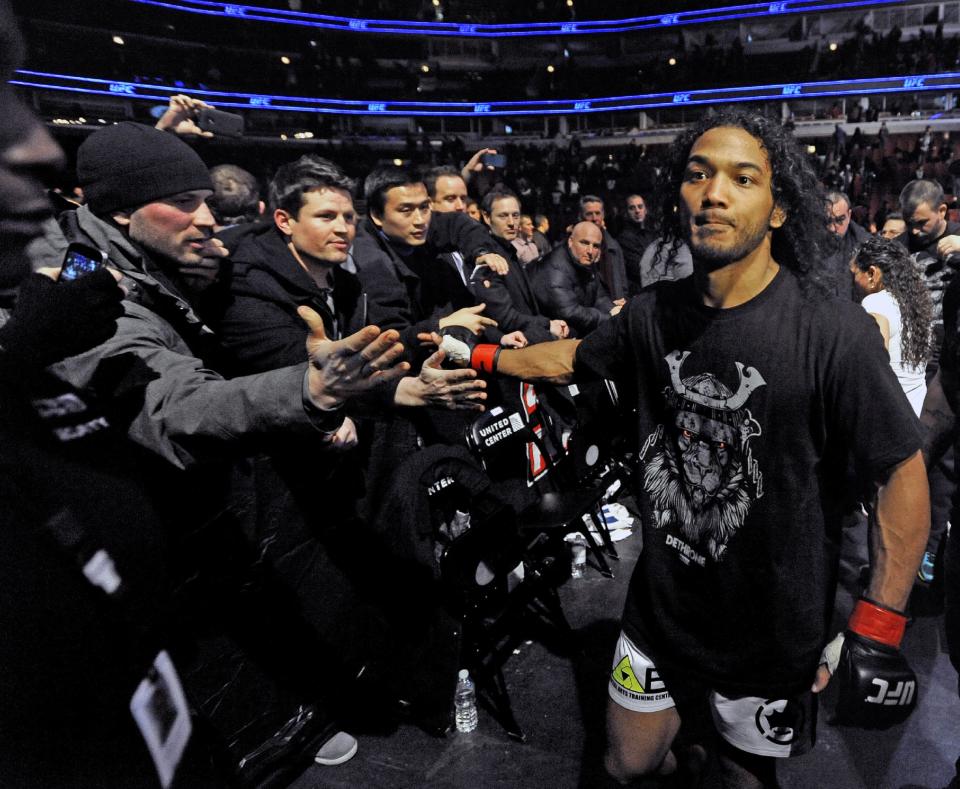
[470,344,501,374]
[847,598,907,648]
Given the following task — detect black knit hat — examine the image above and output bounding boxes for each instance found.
[78,122,214,215]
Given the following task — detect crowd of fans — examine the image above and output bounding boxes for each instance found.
[4,6,960,779]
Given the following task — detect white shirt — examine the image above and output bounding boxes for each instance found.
[861,289,927,415]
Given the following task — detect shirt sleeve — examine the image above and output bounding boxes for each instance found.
[825,307,921,480]
[573,298,634,381]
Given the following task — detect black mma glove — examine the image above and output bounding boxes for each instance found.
[820,598,917,729]
[0,268,124,368]
[438,326,501,372]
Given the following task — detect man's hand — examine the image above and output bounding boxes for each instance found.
[550,319,569,339]
[812,600,917,729]
[474,253,509,275]
[394,349,487,410]
[154,94,214,137]
[438,303,497,335]
[500,330,527,348]
[323,416,358,452]
[461,147,497,182]
[298,306,409,410]
[178,238,228,291]
[610,304,623,316]
[937,234,960,260]
[0,268,125,367]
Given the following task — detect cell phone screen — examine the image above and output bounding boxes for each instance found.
[60,247,104,281]
[480,153,507,168]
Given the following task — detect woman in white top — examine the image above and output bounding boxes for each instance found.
[850,236,933,415]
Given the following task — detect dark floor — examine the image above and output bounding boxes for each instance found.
[289,521,960,789]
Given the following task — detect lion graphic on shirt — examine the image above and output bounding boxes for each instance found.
[643,351,765,562]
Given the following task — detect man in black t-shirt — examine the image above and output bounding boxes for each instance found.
[443,110,929,787]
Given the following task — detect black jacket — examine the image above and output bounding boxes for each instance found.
[597,229,628,301]
[352,212,494,359]
[533,243,614,338]
[214,221,364,375]
[470,235,554,345]
[617,222,655,296]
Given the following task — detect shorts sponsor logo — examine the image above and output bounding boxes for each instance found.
[611,656,669,702]
[754,698,804,745]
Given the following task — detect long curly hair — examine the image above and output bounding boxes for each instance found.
[654,109,832,292]
[852,236,933,368]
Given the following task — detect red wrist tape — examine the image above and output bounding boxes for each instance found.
[848,598,907,648]
[470,344,500,374]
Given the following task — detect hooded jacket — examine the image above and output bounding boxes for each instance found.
[213,221,364,375]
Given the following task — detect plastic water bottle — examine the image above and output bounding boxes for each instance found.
[454,669,478,733]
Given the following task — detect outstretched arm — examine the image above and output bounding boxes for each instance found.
[436,331,581,385]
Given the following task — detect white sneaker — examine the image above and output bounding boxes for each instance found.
[314,731,358,766]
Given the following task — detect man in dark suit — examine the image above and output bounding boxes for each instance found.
[580,194,628,300]
[618,194,656,296]
[474,188,568,345]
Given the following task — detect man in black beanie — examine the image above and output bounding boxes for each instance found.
[76,121,226,300]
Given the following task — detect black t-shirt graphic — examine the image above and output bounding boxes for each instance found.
[576,269,920,696]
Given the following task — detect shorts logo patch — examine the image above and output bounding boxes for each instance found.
[754,698,804,745]
[612,656,644,693]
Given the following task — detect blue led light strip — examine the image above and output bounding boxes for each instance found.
[127,0,904,37]
[13,69,956,117]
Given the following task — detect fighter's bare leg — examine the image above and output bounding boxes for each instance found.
[716,740,778,789]
[604,696,681,783]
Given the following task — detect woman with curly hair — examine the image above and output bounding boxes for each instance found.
[851,235,933,414]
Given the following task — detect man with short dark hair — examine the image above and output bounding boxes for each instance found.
[513,214,541,267]
[896,179,960,584]
[580,194,628,300]
[533,213,553,258]
[424,164,480,306]
[534,220,619,338]
[619,193,656,296]
[352,165,506,360]
[424,165,468,215]
[475,188,566,344]
[881,212,906,240]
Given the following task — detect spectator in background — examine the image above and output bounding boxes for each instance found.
[424,165,468,215]
[465,197,481,221]
[580,194,628,300]
[533,220,620,338]
[533,213,552,258]
[881,212,907,239]
[208,164,263,231]
[823,190,871,298]
[618,193,656,296]
[851,236,932,416]
[475,188,565,344]
[896,179,960,586]
[513,214,541,267]
[424,164,478,304]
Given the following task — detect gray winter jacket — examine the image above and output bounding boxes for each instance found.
[31,205,339,471]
